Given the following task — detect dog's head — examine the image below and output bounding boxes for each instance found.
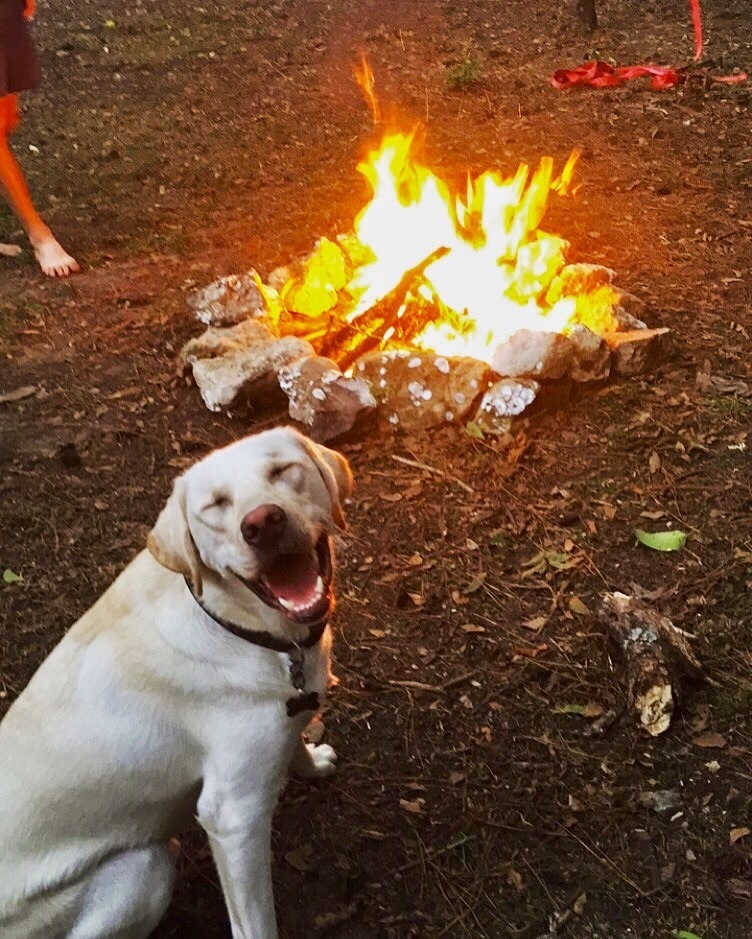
[147,427,352,626]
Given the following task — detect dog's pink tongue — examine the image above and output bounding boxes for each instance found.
[264,553,320,604]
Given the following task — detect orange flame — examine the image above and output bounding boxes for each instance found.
[280,66,620,365]
[353,55,381,125]
[343,132,618,361]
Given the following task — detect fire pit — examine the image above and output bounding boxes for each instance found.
[181,124,668,442]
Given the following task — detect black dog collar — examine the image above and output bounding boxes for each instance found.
[184,576,325,717]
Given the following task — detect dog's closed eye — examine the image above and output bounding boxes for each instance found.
[268,462,304,489]
[203,492,232,512]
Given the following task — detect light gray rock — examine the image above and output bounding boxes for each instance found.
[181,319,313,412]
[608,328,670,377]
[278,356,376,441]
[491,330,573,380]
[188,270,270,327]
[568,324,611,382]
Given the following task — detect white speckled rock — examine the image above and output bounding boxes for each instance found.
[491,330,573,380]
[181,319,313,412]
[471,378,539,435]
[354,350,490,431]
[278,356,376,441]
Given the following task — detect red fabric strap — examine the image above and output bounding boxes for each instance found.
[551,0,746,91]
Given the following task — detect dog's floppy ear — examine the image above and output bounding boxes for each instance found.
[147,476,203,595]
[301,438,353,530]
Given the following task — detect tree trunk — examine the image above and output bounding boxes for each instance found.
[573,0,597,32]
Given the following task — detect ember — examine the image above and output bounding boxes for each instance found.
[182,76,668,440]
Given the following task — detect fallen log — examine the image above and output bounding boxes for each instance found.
[599,592,704,736]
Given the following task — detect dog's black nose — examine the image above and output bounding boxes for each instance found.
[240,504,287,547]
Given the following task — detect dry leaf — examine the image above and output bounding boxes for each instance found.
[0,243,22,258]
[568,596,590,616]
[463,572,487,594]
[692,732,727,749]
[368,628,386,638]
[407,592,425,607]
[399,798,424,814]
[649,451,661,474]
[407,552,423,566]
[572,892,587,915]
[448,771,465,785]
[522,615,547,632]
[380,492,403,503]
[284,845,313,872]
[460,623,485,634]
[730,827,751,845]
[506,868,524,891]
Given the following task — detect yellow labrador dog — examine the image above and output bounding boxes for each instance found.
[0,427,352,939]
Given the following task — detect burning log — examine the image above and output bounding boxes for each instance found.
[181,320,312,412]
[599,592,704,737]
[278,356,376,442]
[318,247,449,371]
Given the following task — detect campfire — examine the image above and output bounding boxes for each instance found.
[182,89,668,441]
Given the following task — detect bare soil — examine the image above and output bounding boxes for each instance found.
[1,1,751,937]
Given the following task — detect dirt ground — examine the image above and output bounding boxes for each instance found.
[1,0,751,936]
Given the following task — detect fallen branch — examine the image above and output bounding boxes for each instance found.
[599,592,704,736]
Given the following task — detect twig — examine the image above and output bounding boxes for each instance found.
[391,454,474,494]
[388,670,475,694]
[386,833,473,877]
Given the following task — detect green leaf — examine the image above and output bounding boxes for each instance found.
[2,568,22,584]
[553,703,588,715]
[104,18,116,28]
[673,931,703,939]
[465,421,485,440]
[489,531,508,548]
[635,529,687,552]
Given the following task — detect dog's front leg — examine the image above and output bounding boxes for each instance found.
[197,779,280,939]
[289,737,338,778]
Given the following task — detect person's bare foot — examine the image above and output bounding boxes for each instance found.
[32,232,80,277]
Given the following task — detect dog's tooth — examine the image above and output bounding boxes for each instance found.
[279,597,294,611]
[315,576,324,596]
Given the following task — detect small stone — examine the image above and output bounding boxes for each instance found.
[279,356,376,441]
[491,330,573,379]
[188,270,271,327]
[181,319,312,412]
[638,789,682,816]
[568,324,611,382]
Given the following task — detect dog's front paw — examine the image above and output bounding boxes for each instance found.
[305,742,338,778]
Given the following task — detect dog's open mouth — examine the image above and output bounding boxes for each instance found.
[239,534,332,625]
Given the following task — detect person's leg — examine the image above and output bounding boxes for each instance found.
[0,94,79,277]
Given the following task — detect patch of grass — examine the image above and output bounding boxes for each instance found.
[703,395,752,419]
[445,51,484,89]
